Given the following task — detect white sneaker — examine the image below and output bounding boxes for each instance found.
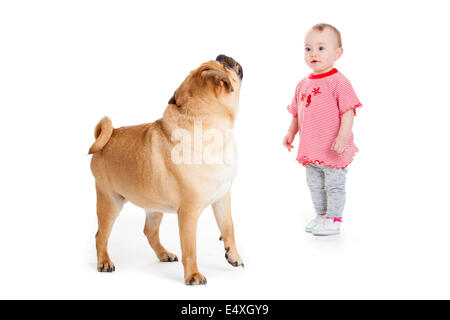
[305,214,327,233]
[312,217,342,236]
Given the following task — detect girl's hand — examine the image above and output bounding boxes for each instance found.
[283,132,296,152]
[331,136,348,155]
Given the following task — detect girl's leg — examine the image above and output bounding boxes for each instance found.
[305,163,327,215]
[323,166,348,219]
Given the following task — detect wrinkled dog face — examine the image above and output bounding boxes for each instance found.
[215,54,243,81]
[169,55,243,107]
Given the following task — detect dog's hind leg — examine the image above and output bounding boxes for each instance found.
[212,191,244,268]
[95,184,124,272]
[143,211,178,262]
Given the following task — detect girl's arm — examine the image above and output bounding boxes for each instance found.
[283,117,298,152]
[331,110,354,154]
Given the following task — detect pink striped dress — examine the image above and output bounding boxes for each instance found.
[287,68,362,168]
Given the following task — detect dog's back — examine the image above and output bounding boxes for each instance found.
[90,119,178,210]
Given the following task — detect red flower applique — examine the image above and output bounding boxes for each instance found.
[312,87,321,96]
[300,93,306,101]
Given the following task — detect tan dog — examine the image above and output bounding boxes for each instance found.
[88,55,244,285]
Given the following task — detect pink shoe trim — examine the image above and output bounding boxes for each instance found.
[327,217,342,223]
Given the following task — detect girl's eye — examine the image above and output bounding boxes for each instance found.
[305,47,311,52]
[319,46,326,51]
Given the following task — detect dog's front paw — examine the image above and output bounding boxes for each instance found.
[185,272,207,285]
[225,247,244,268]
[97,259,116,272]
[158,251,179,262]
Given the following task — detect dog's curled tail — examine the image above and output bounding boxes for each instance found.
[88,116,113,154]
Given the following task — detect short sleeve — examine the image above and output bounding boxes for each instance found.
[287,80,305,118]
[334,77,362,117]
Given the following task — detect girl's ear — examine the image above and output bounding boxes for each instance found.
[336,47,344,61]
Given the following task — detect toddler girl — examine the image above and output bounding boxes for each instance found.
[283,23,362,236]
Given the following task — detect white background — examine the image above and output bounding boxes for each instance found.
[1,0,449,299]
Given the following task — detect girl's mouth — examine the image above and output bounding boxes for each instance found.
[311,60,319,64]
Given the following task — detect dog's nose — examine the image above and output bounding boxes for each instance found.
[216,54,243,80]
[216,54,234,65]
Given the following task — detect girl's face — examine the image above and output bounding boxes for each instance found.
[304,28,343,74]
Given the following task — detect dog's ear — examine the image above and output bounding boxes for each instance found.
[168,90,178,105]
[201,69,234,93]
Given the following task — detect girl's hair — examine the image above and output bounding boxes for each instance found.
[312,23,342,48]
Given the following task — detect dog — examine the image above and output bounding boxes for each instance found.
[88,55,244,285]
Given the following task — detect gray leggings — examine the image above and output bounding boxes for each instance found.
[305,163,348,219]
